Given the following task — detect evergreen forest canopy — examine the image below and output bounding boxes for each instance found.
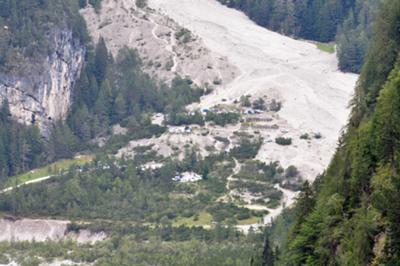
[265,0,400,264]
[0,0,88,72]
[218,0,382,73]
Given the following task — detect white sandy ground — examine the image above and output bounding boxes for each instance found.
[148,0,358,180]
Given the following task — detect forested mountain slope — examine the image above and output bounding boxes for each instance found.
[0,0,206,181]
[218,0,382,73]
[0,0,87,131]
[270,0,400,264]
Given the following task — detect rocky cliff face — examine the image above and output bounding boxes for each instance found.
[0,29,85,135]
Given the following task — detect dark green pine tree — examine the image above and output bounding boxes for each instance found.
[262,234,275,266]
[94,37,109,84]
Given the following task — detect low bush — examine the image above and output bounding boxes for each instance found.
[275,137,292,146]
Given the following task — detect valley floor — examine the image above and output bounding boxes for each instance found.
[148,0,358,180]
[0,1,360,264]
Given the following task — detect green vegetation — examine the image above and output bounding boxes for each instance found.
[316,42,335,54]
[0,147,268,264]
[4,155,92,188]
[300,133,310,140]
[0,151,255,225]
[175,28,193,43]
[230,137,263,160]
[267,1,400,264]
[0,101,44,180]
[205,112,241,126]
[252,97,267,110]
[337,0,381,73]
[275,137,292,146]
[229,160,302,207]
[240,95,251,107]
[0,232,264,266]
[135,0,147,9]
[234,160,282,183]
[0,0,88,72]
[173,211,213,227]
[69,43,203,143]
[167,111,204,126]
[167,111,241,127]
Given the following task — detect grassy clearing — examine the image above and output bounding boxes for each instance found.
[316,42,335,53]
[237,216,260,225]
[5,155,93,187]
[173,211,213,227]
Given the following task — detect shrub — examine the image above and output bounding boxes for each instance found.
[213,78,222,85]
[240,95,251,107]
[285,165,299,178]
[314,132,322,139]
[270,99,282,112]
[253,98,266,110]
[135,0,147,8]
[175,28,192,43]
[230,137,263,159]
[300,133,310,140]
[275,137,292,146]
[205,112,240,126]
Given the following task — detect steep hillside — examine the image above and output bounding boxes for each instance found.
[81,0,238,87]
[272,1,400,265]
[0,0,86,133]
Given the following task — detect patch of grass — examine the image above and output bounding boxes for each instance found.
[237,216,260,225]
[173,211,213,227]
[5,155,93,187]
[316,42,335,53]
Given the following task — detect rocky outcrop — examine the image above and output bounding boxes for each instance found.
[0,218,106,243]
[0,29,85,135]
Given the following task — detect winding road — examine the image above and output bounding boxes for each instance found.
[0,175,53,194]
